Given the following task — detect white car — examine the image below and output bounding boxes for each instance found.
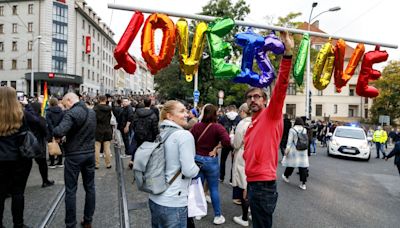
[327,126,371,161]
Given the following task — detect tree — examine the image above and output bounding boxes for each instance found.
[369,60,400,125]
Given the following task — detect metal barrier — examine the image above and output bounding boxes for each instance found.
[114,145,130,228]
[38,187,65,228]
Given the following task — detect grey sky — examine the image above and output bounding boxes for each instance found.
[85,0,399,67]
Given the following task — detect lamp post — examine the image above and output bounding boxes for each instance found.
[30,35,42,98]
[193,52,209,108]
[305,3,340,119]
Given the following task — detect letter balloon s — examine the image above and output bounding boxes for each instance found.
[141,13,176,75]
[114,12,144,74]
[356,46,388,98]
[176,19,208,82]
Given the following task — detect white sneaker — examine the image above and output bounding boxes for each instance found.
[282,174,290,183]
[195,216,202,221]
[205,195,212,204]
[100,153,104,158]
[299,184,307,190]
[233,216,249,227]
[213,215,225,225]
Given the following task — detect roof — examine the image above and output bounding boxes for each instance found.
[298,22,355,59]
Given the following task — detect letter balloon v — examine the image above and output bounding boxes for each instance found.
[114,12,144,74]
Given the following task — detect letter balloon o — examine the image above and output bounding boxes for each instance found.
[141,13,176,75]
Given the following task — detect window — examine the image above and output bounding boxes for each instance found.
[0,42,3,52]
[12,5,17,15]
[349,85,356,96]
[286,104,296,120]
[92,71,94,81]
[28,41,33,51]
[82,36,85,45]
[92,28,95,36]
[81,67,84,77]
[0,24,3,33]
[287,83,296,95]
[364,109,368,118]
[92,57,94,66]
[334,104,338,114]
[97,60,99,68]
[88,25,91,34]
[12,23,17,33]
[87,55,90,64]
[52,59,66,73]
[97,46,99,54]
[364,97,369,104]
[87,69,90,79]
[10,81,16,89]
[0,6,4,16]
[52,3,68,23]
[12,60,17,69]
[82,51,85,62]
[28,4,33,14]
[92,43,95,53]
[315,104,322,116]
[0,60,3,70]
[82,19,85,29]
[12,41,17,51]
[1,81,6,86]
[28,22,33,32]
[97,73,99,83]
[27,59,32,69]
[317,90,323,96]
[314,44,322,51]
[348,105,359,117]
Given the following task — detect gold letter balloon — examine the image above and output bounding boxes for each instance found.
[313,40,335,90]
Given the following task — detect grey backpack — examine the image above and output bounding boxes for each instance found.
[133,126,181,195]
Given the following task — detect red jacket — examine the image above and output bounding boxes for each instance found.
[243,57,292,182]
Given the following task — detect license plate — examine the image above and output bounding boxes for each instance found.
[342,148,355,153]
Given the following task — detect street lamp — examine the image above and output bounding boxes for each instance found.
[305,3,341,119]
[193,52,209,108]
[30,35,43,98]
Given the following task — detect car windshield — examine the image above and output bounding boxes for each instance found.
[335,128,365,140]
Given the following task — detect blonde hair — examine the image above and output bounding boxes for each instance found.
[0,87,23,136]
[160,100,181,121]
[238,103,251,116]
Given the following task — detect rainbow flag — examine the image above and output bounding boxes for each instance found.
[41,81,48,117]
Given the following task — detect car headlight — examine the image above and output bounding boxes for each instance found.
[331,139,339,147]
[360,142,369,150]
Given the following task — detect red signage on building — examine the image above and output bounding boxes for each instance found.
[85,36,91,54]
[57,0,66,3]
[48,73,55,78]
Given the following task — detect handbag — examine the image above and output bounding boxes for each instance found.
[19,130,42,159]
[188,177,207,218]
[48,137,62,156]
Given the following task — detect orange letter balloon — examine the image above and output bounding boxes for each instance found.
[114,12,144,74]
[343,43,365,82]
[141,13,176,75]
[333,39,346,92]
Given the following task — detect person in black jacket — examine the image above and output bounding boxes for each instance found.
[30,102,55,188]
[46,97,65,168]
[118,97,134,157]
[53,93,96,228]
[0,87,40,228]
[93,95,112,169]
[385,141,400,175]
[280,114,292,156]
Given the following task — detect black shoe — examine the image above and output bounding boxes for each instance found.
[42,180,55,188]
[81,220,92,228]
[106,165,112,169]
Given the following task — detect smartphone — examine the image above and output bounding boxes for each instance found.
[16,91,24,101]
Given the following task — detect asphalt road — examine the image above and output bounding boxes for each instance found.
[3,144,399,228]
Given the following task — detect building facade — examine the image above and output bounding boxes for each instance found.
[282,21,372,121]
[0,0,144,98]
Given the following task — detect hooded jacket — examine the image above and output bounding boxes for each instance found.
[46,105,64,140]
[93,103,112,142]
[133,108,159,142]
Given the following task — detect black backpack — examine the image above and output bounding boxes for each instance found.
[134,115,155,142]
[293,127,308,151]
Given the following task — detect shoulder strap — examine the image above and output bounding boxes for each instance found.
[198,123,213,143]
[160,126,179,144]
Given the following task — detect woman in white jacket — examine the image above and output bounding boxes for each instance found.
[281,117,310,190]
[231,103,252,227]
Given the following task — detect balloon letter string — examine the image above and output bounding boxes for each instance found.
[293,33,310,86]
[176,19,208,82]
[141,13,176,75]
[356,45,388,98]
[206,18,241,79]
[114,12,144,74]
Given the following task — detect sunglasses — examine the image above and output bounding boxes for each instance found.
[246,94,263,101]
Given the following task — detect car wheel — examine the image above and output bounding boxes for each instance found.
[364,152,371,162]
[327,146,331,156]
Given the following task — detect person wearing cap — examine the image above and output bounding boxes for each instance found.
[187,107,199,130]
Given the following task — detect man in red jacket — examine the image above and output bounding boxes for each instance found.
[243,31,294,228]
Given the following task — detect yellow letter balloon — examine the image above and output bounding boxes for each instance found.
[313,41,334,90]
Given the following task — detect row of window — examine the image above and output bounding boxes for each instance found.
[52,4,68,23]
[0,59,31,70]
[0,22,33,34]
[80,67,114,86]
[286,104,368,118]
[0,40,35,52]
[82,19,113,51]
[0,4,34,16]
[286,83,366,97]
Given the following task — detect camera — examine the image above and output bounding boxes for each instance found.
[16,91,24,101]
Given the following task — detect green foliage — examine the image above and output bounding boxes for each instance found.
[369,61,400,124]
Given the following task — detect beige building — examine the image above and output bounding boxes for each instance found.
[283,21,372,122]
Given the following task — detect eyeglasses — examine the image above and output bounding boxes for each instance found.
[246,94,263,101]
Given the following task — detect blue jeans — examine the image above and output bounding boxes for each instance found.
[195,155,221,216]
[64,153,96,228]
[149,199,187,228]
[247,181,278,228]
[375,142,386,158]
[311,137,317,153]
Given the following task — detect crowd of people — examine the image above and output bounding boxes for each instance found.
[0,31,399,228]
